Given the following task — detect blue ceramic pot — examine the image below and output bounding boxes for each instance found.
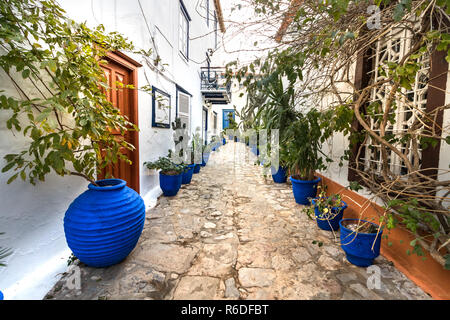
[201,153,210,166]
[222,138,226,145]
[271,167,287,183]
[182,164,195,184]
[290,176,321,205]
[159,172,182,196]
[193,164,201,174]
[64,179,145,268]
[339,219,383,267]
[0,290,3,300]
[312,198,347,231]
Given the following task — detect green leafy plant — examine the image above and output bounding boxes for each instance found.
[144,157,187,176]
[284,109,332,181]
[0,233,12,267]
[303,185,345,222]
[0,0,151,186]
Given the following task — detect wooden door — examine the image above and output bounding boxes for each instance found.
[99,58,139,192]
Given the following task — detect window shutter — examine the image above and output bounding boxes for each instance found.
[178,92,190,132]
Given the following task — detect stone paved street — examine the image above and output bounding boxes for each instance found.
[45,141,432,300]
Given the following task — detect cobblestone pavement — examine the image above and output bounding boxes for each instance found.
[45,141,432,300]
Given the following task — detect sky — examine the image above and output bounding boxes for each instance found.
[214,0,287,68]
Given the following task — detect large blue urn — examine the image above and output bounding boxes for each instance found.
[64,179,145,268]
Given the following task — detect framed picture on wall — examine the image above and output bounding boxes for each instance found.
[152,86,171,128]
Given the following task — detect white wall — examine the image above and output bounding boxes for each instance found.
[0,0,220,299]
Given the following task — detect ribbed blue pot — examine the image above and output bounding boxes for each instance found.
[339,219,383,267]
[64,179,145,268]
[201,153,210,166]
[290,176,321,205]
[182,164,195,184]
[193,164,201,174]
[0,290,3,300]
[312,198,347,231]
[271,167,287,183]
[159,172,182,196]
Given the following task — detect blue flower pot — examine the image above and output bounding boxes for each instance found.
[290,176,321,205]
[193,164,201,174]
[201,153,210,166]
[64,179,145,268]
[0,290,3,300]
[222,138,226,145]
[271,167,287,183]
[159,172,182,196]
[182,164,195,184]
[339,219,383,267]
[312,198,347,231]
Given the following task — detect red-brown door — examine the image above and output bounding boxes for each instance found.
[99,58,139,192]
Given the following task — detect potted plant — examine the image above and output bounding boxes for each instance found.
[304,186,348,231]
[0,0,149,269]
[201,143,212,167]
[145,157,187,196]
[285,109,331,205]
[221,131,227,145]
[171,118,195,184]
[339,218,383,267]
[191,132,203,174]
[0,236,12,300]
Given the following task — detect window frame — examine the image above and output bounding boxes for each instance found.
[206,0,210,27]
[214,10,218,48]
[176,84,192,133]
[179,0,191,60]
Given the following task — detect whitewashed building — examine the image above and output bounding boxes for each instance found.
[0,0,226,299]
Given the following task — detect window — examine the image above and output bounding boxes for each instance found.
[361,25,429,176]
[176,85,191,133]
[214,10,218,48]
[206,0,210,27]
[213,111,217,135]
[152,86,171,128]
[179,1,190,59]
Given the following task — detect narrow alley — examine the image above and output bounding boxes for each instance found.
[45,141,431,300]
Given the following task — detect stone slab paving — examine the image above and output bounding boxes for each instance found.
[45,141,432,300]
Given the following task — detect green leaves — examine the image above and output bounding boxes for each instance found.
[0,0,139,185]
[393,0,412,21]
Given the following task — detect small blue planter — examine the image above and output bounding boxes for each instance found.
[159,172,182,196]
[223,138,226,145]
[290,176,321,205]
[182,164,195,184]
[339,218,383,267]
[64,179,145,268]
[0,290,3,300]
[201,153,210,166]
[193,164,201,174]
[271,167,287,183]
[312,198,347,231]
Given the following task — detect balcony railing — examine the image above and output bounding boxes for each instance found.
[201,67,231,104]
